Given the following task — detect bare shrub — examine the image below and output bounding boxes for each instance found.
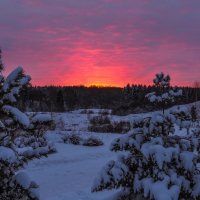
[62,133,103,146]
[89,115,111,126]
[88,114,131,133]
[82,136,104,146]
[112,121,131,133]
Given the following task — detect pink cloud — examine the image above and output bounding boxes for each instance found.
[1,0,200,87]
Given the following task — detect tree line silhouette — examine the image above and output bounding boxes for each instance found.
[17,84,200,114]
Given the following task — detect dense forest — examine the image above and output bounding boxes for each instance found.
[18,84,200,115]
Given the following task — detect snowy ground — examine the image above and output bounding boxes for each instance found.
[24,136,119,200]
[23,111,122,200]
[23,104,199,200]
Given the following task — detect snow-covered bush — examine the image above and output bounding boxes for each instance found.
[63,133,82,145]
[88,114,111,133]
[0,146,39,199]
[146,73,182,114]
[170,106,191,134]
[0,159,39,199]
[8,112,57,160]
[62,132,104,146]
[0,111,56,163]
[30,113,55,137]
[13,135,56,159]
[129,114,175,137]
[92,114,200,199]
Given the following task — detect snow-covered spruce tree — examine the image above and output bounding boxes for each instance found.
[146,73,182,114]
[0,62,39,199]
[92,114,200,200]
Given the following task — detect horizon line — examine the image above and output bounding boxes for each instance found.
[30,83,195,88]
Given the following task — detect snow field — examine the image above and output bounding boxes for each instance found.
[24,104,200,200]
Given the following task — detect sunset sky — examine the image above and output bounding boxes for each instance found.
[0,0,200,87]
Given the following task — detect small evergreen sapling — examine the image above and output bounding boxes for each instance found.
[146,73,182,114]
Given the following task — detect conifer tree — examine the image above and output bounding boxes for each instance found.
[0,48,4,71]
[191,105,198,122]
[0,48,54,200]
[56,89,65,112]
[92,73,200,200]
[0,66,39,199]
[146,72,182,114]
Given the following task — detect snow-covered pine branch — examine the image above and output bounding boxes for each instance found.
[1,67,31,105]
[2,105,30,128]
[0,147,39,199]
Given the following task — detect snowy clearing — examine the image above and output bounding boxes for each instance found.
[21,104,200,200]
[23,110,124,200]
